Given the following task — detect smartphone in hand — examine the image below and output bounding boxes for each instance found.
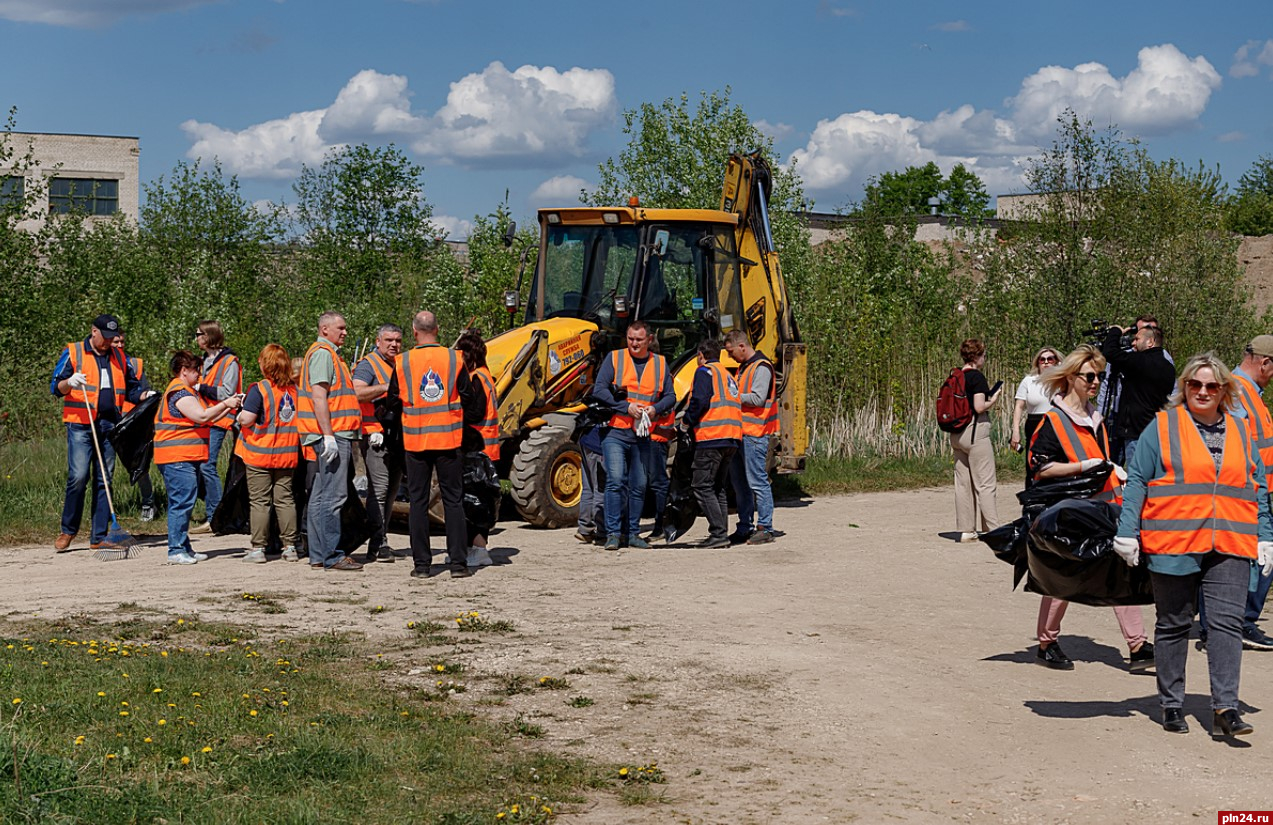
[989,380,1004,396]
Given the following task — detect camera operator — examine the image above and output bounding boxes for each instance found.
[1100,319,1175,467]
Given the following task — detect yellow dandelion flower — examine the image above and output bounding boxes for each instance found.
[201,746,212,753]
[152,688,162,694]
[400,711,409,717]
[435,664,445,672]
[119,711,129,717]
[496,814,506,821]
[181,756,190,765]
[619,767,629,777]
[74,736,85,746]
[176,619,184,625]
[10,698,20,705]
[158,719,166,726]
[160,651,168,658]
[96,691,105,697]
[105,753,116,760]
[249,710,258,717]
[510,804,519,814]
[143,737,153,743]
[191,692,201,697]
[280,700,289,707]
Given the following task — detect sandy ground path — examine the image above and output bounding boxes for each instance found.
[4,484,1272,824]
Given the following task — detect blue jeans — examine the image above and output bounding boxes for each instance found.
[308,438,352,567]
[730,435,774,532]
[159,461,199,558]
[198,427,230,522]
[644,440,670,526]
[601,431,648,538]
[60,421,116,543]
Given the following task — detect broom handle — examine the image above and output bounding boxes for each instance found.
[84,395,120,519]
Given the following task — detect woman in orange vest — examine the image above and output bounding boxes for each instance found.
[155,350,243,565]
[192,320,242,534]
[455,329,500,569]
[235,344,301,564]
[1116,353,1273,737]
[1026,344,1152,672]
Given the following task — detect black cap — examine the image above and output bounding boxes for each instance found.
[92,314,123,339]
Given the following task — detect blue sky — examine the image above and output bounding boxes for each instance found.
[2,0,1270,238]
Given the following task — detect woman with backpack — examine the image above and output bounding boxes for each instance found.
[947,338,1002,542]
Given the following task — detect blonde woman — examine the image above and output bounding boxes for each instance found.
[1026,344,1151,671]
[1116,353,1273,737]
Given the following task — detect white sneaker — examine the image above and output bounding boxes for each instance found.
[166,552,198,565]
[467,546,494,568]
[243,549,267,564]
[281,546,299,562]
[958,532,980,543]
[193,552,209,562]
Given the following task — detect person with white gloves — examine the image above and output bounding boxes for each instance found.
[1116,353,1273,738]
[353,324,406,564]
[1026,344,1153,672]
[49,314,150,553]
[297,311,364,572]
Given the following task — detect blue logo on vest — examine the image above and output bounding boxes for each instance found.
[421,369,445,402]
[278,393,296,423]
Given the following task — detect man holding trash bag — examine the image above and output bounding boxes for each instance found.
[50,314,150,552]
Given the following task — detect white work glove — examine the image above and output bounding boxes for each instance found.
[67,372,89,390]
[141,390,157,400]
[1113,464,1128,483]
[634,409,651,438]
[1112,536,1140,568]
[1077,458,1104,472]
[320,434,339,463]
[1259,541,1273,577]
[368,432,384,449]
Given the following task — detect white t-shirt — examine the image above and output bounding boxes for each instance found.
[1014,374,1051,415]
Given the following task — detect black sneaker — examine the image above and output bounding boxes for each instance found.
[1242,627,1273,651]
[728,529,752,545]
[700,536,731,549]
[1037,643,1075,670]
[449,566,474,579]
[1196,633,1208,653]
[409,566,435,579]
[1129,642,1155,671]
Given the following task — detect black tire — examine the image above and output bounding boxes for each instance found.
[510,426,583,528]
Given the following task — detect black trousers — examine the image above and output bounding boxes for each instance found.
[692,446,736,540]
[405,448,466,570]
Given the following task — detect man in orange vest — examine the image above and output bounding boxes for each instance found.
[592,321,675,551]
[396,310,482,578]
[50,314,150,552]
[353,323,407,564]
[298,311,364,572]
[724,329,779,545]
[683,338,743,548]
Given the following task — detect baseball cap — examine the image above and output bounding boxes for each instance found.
[92,314,123,339]
[1249,335,1273,359]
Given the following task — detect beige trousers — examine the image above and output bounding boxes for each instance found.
[949,416,1000,532]
[245,465,299,549]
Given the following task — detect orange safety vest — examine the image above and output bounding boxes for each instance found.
[60,341,126,425]
[471,366,500,461]
[693,362,743,443]
[201,351,242,430]
[1233,372,1273,470]
[121,356,143,415]
[738,355,779,437]
[356,350,395,436]
[154,378,210,465]
[297,340,360,436]
[235,380,300,469]
[651,409,676,444]
[1140,407,1259,559]
[396,344,464,452]
[1031,407,1123,504]
[607,349,667,430]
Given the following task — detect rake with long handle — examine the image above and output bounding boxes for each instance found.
[85,393,138,560]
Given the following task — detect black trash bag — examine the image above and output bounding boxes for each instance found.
[462,451,501,535]
[661,429,699,542]
[107,393,160,484]
[1016,462,1113,511]
[1025,498,1153,606]
[210,453,252,535]
[980,517,1030,566]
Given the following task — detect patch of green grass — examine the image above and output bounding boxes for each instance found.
[566,696,594,708]
[507,714,545,739]
[537,676,571,691]
[775,451,1025,499]
[0,615,611,823]
[495,674,535,697]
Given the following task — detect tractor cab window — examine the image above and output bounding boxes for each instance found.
[532,224,639,323]
[637,225,717,365]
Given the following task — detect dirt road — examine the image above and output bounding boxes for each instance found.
[4,484,1269,823]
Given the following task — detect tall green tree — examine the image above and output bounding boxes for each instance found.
[860,161,991,220]
[1225,155,1273,237]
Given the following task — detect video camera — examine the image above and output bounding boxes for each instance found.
[1086,319,1134,349]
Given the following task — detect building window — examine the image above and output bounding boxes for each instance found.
[48,177,119,216]
[0,175,22,207]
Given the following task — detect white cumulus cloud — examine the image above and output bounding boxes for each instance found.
[787,43,1220,202]
[0,0,217,27]
[530,175,590,206]
[430,214,473,241]
[182,62,616,179]
[1008,44,1220,138]
[1230,39,1273,78]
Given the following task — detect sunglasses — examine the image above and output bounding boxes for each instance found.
[1185,379,1222,393]
[1077,372,1103,383]
[1038,355,1058,364]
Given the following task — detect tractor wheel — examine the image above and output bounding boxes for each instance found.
[510,426,583,528]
